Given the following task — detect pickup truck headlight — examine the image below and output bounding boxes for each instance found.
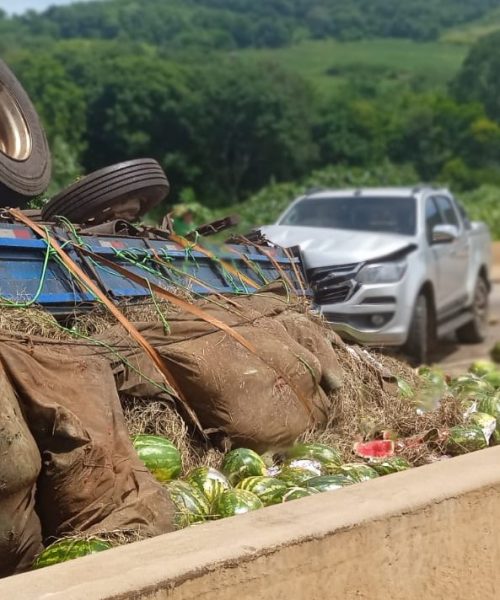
[356,260,407,285]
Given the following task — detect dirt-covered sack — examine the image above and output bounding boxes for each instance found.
[0,340,176,542]
[0,363,42,578]
[102,288,343,452]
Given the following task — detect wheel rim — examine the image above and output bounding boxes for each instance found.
[0,83,32,161]
[474,280,489,334]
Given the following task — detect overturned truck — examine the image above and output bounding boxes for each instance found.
[1,59,499,582]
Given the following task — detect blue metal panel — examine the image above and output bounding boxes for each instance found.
[0,224,308,312]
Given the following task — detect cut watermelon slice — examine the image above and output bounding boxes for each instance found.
[354,440,395,459]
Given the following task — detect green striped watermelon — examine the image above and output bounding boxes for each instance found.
[450,375,494,399]
[282,487,319,502]
[445,425,488,455]
[284,459,323,475]
[368,457,412,476]
[305,475,354,492]
[132,434,181,483]
[477,394,500,444]
[236,476,288,506]
[332,463,379,482]
[214,489,263,518]
[166,480,211,528]
[277,465,320,487]
[469,360,497,377]
[469,412,496,444]
[221,448,267,485]
[484,370,500,390]
[33,538,111,569]
[284,443,341,470]
[185,467,230,506]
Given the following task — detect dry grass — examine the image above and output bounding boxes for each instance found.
[301,343,464,466]
[121,396,224,474]
[0,298,466,470]
[0,307,70,340]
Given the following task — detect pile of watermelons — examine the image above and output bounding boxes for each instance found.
[33,343,500,569]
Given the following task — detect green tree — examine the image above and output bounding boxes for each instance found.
[184,60,318,204]
[451,30,500,122]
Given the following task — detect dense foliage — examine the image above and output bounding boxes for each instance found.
[1,0,500,237]
[8,0,500,48]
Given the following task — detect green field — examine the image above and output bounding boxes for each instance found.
[442,8,500,45]
[239,39,467,94]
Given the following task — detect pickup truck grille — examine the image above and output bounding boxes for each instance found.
[307,263,360,305]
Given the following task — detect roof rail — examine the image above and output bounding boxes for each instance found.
[412,183,442,193]
[304,187,325,196]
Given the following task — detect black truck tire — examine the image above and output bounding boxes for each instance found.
[404,293,430,366]
[41,158,170,225]
[456,276,489,344]
[0,60,51,206]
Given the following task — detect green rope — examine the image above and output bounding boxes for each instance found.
[0,227,54,308]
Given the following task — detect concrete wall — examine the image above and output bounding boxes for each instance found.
[3,446,500,600]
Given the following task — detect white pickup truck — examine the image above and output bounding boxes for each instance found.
[261,186,492,364]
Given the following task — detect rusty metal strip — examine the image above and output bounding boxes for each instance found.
[78,247,258,354]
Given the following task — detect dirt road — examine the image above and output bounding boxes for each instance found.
[433,283,500,375]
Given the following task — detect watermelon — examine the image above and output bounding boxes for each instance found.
[332,463,379,482]
[166,480,211,528]
[469,360,497,377]
[236,476,288,506]
[185,467,230,506]
[469,412,496,444]
[283,443,342,470]
[477,394,500,444]
[33,538,111,569]
[397,377,414,398]
[354,440,395,459]
[277,465,321,487]
[445,425,488,456]
[491,342,500,364]
[221,448,267,485]
[282,487,319,502]
[284,459,323,476]
[484,370,500,390]
[305,475,354,492]
[368,457,412,476]
[132,434,181,483]
[214,489,263,518]
[450,375,494,399]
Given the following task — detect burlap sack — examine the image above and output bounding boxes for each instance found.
[0,340,176,542]
[0,363,42,578]
[101,289,342,452]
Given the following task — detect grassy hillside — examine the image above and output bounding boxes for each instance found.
[441,7,500,44]
[239,39,467,94]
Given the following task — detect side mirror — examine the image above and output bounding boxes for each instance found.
[432,224,458,244]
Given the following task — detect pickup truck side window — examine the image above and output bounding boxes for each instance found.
[456,201,472,230]
[434,195,460,228]
[425,197,444,244]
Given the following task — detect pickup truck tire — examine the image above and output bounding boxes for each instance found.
[41,158,169,225]
[456,276,489,344]
[404,293,430,366]
[0,60,51,206]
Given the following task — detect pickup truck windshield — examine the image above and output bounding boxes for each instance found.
[279,196,417,235]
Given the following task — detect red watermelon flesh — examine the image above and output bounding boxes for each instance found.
[354,440,395,459]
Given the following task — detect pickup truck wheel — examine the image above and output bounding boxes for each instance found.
[404,294,430,366]
[41,159,169,225]
[0,61,51,206]
[456,276,489,344]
